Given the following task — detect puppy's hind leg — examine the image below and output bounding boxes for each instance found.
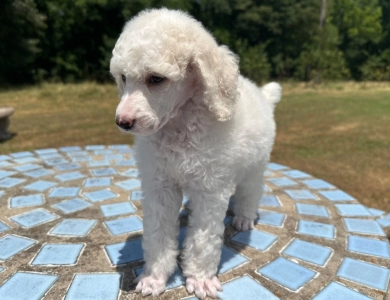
[233,165,266,231]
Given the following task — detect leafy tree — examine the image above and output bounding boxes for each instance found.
[331,0,382,79]
[0,0,46,84]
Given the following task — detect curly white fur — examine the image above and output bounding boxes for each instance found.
[110,8,282,299]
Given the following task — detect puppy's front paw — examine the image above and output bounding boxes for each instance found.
[232,216,254,231]
[135,273,167,297]
[186,276,222,299]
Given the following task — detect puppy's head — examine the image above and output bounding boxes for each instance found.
[110,8,239,136]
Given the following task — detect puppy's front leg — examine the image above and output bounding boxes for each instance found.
[181,189,230,299]
[135,182,182,296]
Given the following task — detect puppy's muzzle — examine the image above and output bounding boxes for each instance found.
[116,116,134,131]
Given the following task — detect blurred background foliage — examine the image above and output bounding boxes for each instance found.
[0,0,389,85]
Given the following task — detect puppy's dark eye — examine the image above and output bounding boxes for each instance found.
[150,76,164,84]
[121,74,126,83]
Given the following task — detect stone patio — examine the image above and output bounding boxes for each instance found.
[0,145,389,299]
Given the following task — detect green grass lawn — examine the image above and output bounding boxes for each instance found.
[1,82,389,211]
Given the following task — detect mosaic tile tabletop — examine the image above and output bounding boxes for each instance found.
[0,146,389,299]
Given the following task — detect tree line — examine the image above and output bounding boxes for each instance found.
[0,0,389,85]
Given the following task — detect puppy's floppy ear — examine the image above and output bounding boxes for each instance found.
[193,45,239,121]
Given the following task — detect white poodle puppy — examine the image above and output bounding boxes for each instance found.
[110,8,281,299]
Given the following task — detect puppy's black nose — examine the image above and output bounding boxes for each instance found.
[116,117,134,131]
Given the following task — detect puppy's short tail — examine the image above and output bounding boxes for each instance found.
[262,82,282,109]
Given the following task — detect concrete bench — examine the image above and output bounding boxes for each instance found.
[0,107,14,140]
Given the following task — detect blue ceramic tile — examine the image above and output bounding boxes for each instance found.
[49,219,97,237]
[13,156,39,164]
[0,177,26,188]
[104,154,124,161]
[94,150,114,155]
[259,195,280,207]
[282,170,311,179]
[343,218,385,236]
[88,160,111,167]
[224,216,233,226]
[376,217,390,228]
[313,281,372,300]
[218,275,279,300]
[71,156,93,162]
[35,148,57,155]
[105,238,143,265]
[264,170,275,177]
[52,198,92,214]
[296,203,330,218]
[55,163,81,171]
[256,210,285,227]
[335,204,371,217]
[258,257,316,291]
[24,180,57,191]
[297,220,335,239]
[24,168,54,178]
[115,159,136,166]
[67,151,89,157]
[267,177,298,187]
[118,149,134,154]
[104,216,143,235]
[319,190,355,201]
[115,178,141,190]
[11,151,34,158]
[109,144,129,149]
[85,145,105,150]
[368,208,385,216]
[32,243,84,265]
[13,163,41,172]
[302,179,335,189]
[100,202,136,217]
[0,272,58,300]
[0,154,11,161]
[65,273,121,300]
[267,163,288,171]
[55,171,85,182]
[84,177,112,187]
[283,239,332,266]
[134,266,185,290]
[0,220,10,233]
[178,227,186,250]
[60,146,82,152]
[0,170,16,179]
[49,187,80,198]
[0,161,12,168]
[285,189,318,201]
[337,257,390,291]
[40,153,63,160]
[44,157,69,165]
[122,168,139,177]
[91,167,117,176]
[10,194,45,208]
[83,189,117,203]
[182,195,190,205]
[218,246,249,274]
[10,208,58,228]
[0,235,36,260]
[348,235,390,258]
[231,229,277,251]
